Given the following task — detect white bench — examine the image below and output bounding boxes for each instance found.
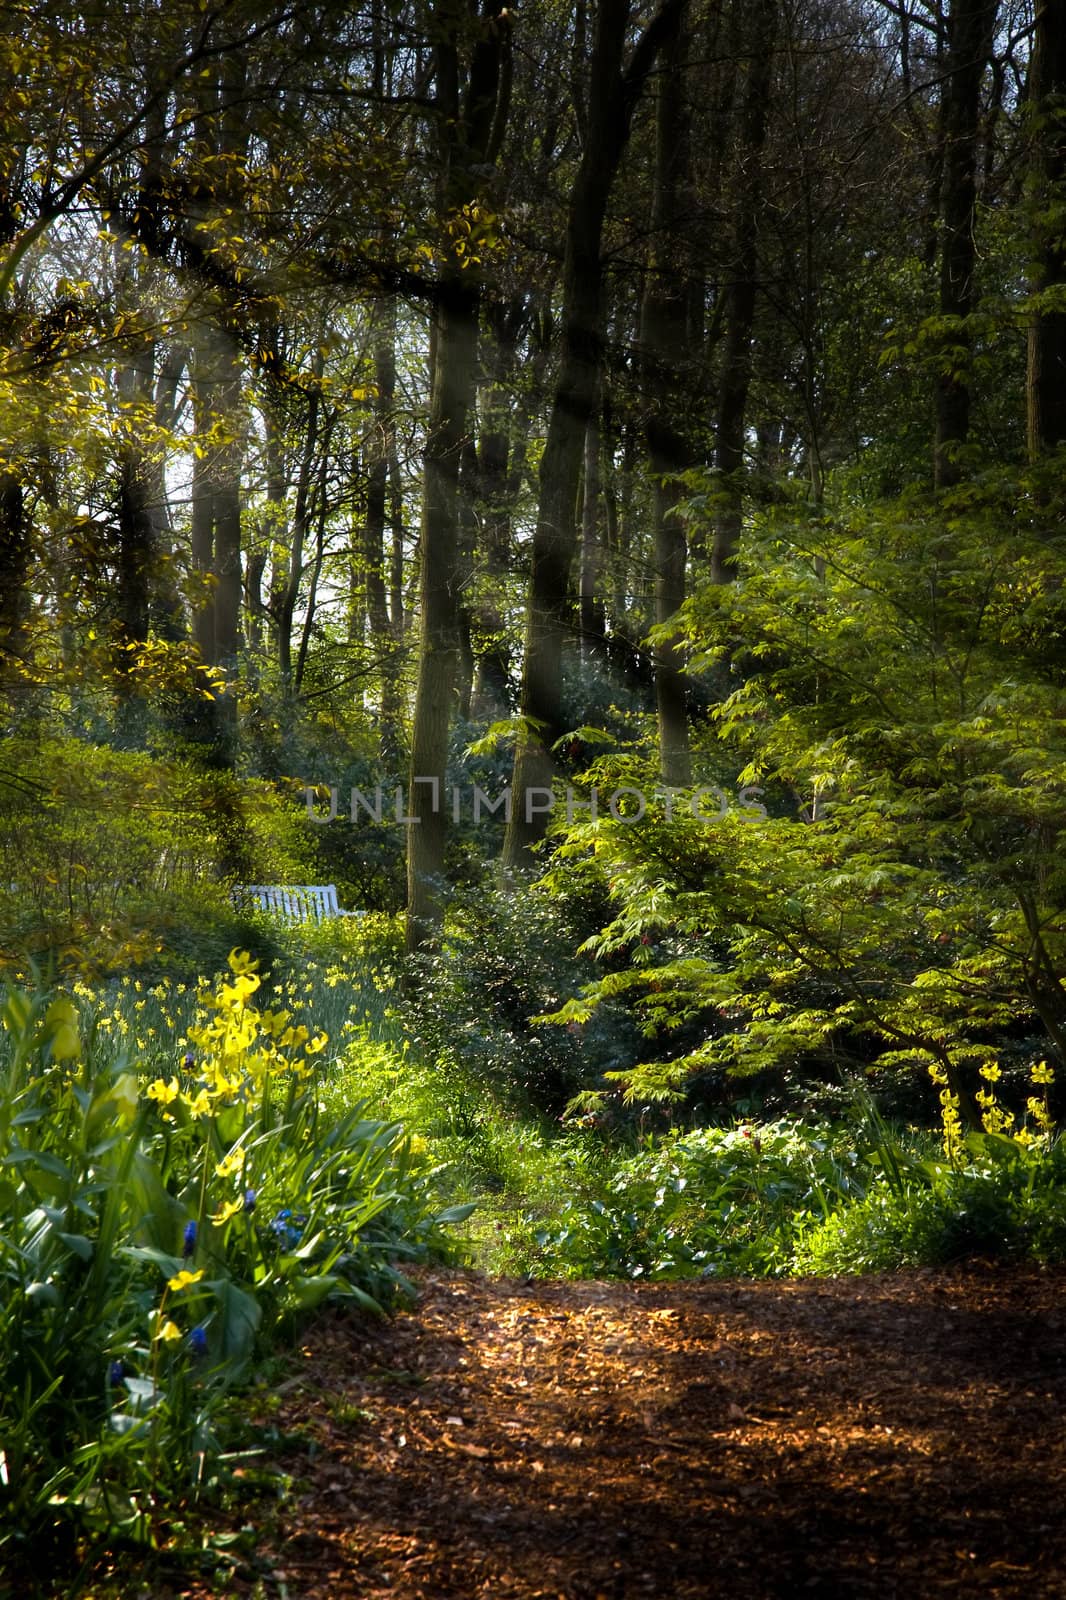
[234,884,362,924]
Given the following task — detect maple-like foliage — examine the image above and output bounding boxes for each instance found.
[537,461,1066,1130]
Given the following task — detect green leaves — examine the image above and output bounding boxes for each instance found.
[0,963,461,1554]
[536,472,1066,1121]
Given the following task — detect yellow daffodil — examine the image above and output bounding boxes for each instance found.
[228,949,260,977]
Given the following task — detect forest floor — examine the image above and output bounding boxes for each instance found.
[119,1265,1066,1599]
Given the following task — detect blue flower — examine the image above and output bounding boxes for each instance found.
[269,1208,304,1250]
[182,1220,198,1258]
[243,1188,257,1213]
[108,1359,125,1388]
[188,1325,209,1358]
[183,1050,195,1069]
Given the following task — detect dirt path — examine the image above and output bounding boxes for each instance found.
[166,1265,1066,1599]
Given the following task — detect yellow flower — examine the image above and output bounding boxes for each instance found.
[305,1032,328,1055]
[167,1268,204,1292]
[185,1089,212,1117]
[45,997,81,1062]
[211,1197,243,1226]
[154,1318,182,1343]
[978,1062,1001,1083]
[1031,1061,1055,1086]
[215,1148,246,1180]
[147,1076,180,1106]
[111,1073,140,1119]
[227,949,260,977]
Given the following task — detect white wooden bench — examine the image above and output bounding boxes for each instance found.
[234,884,362,924]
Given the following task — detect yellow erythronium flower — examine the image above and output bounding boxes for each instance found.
[167,1268,204,1292]
[146,1075,179,1113]
[215,1148,246,1180]
[228,949,259,977]
[211,1197,243,1226]
[1031,1061,1055,1086]
[154,1318,182,1343]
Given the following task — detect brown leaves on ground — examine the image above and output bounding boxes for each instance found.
[168,1266,1066,1598]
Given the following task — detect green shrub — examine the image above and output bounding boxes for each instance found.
[504,1119,868,1280]
[405,883,641,1118]
[792,1135,1066,1273]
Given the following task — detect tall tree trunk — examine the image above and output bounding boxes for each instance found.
[406,0,513,952]
[278,361,322,688]
[407,277,480,951]
[364,291,404,754]
[710,0,777,585]
[189,322,245,759]
[470,301,534,717]
[933,0,998,488]
[505,0,685,869]
[1027,0,1066,457]
[579,397,607,662]
[640,0,692,784]
[0,473,30,707]
[455,436,479,721]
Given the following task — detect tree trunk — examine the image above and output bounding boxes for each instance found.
[710,0,777,585]
[933,0,998,488]
[579,399,607,663]
[0,473,30,705]
[640,0,692,785]
[364,291,404,753]
[1027,0,1066,457]
[187,321,245,761]
[406,278,480,951]
[505,0,685,869]
[405,0,513,952]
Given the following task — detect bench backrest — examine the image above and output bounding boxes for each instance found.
[236,884,341,923]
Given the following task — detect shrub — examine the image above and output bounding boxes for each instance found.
[404,883,641,1119]
[793,1134,1066,1274]
[505,1120,868,1280]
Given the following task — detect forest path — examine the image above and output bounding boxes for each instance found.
[180,1266,1066,1599]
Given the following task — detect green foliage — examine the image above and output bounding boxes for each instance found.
[489,1112,1066,1283]
[0,954,459,1556]
[0,735,320,979]
[502,1120,866,1280]
[535,469,1066,1123]
[404,882,641,1118]
[794,1134,1066,1274]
